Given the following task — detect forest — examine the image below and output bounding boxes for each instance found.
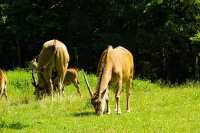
[1,0,200,83]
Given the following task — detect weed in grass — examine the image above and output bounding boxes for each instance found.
[0,121,28,130]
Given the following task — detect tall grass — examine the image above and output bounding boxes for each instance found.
[0,69,200,132]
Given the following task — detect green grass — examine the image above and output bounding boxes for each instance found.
[0,69,200,132]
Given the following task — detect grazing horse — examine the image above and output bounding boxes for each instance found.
[62,68,81,97]
[84,45,134,115]
[31,39,70,99]
[0,69,8,99]
[52,68,81,97]
[30,58,81,97]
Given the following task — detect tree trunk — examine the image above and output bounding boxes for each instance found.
[74,47,78,67]
[195,53,200,80]
[162,47,167,81]
[17,42,21,67]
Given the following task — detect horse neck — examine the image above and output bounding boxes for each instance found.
[95,47,113,97]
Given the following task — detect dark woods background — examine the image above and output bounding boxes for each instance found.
[1,0,200,83]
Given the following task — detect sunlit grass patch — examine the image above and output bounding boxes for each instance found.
[0,69,200,132]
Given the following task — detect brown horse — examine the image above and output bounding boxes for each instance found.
[30,58,81,97]
[0,69,8,99]
[84,45,134,115]
[31,39,70,99]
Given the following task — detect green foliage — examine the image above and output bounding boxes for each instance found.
[190,32,200,42]
[0,0,200,82]
[0,70,200,132]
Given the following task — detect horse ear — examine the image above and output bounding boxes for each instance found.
[35,56,39,62]
[101,89,106,98]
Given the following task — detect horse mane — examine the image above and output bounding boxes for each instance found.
[96,45,113,77]
[95,45,113,95]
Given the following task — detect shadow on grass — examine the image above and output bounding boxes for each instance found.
[72,111,96,117]
[0,121,28,130]
[9,97,31,106]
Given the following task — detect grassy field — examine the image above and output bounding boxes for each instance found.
[0,69,200,132]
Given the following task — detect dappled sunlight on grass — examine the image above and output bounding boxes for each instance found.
[0,69,200,132]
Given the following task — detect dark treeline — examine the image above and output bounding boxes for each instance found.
[1,0,200,83]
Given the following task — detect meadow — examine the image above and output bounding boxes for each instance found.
[0,69,200,133]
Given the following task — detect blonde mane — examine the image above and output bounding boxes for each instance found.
[95,45,113,94]
[97,46,113,77]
